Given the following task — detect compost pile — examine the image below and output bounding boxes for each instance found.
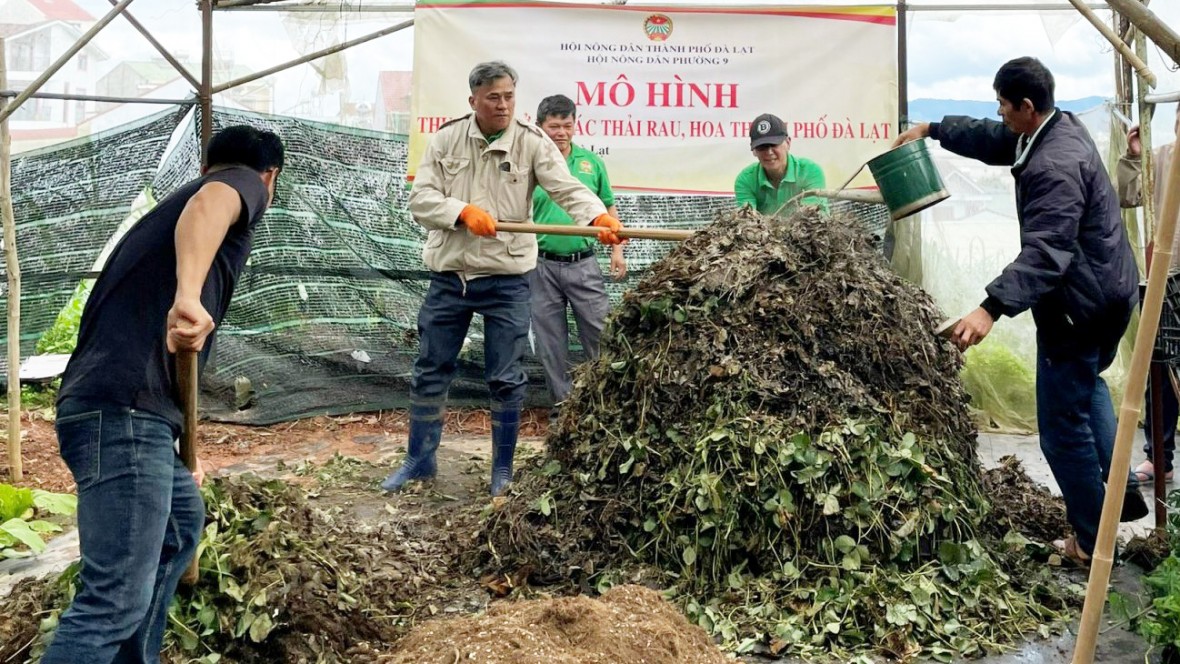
[478,207,1072,660]
[0,575,72,663]
[1,474,458,663]
[378,585,729,664]
[981,455,1069,543]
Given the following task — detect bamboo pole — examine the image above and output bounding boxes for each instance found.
[0,39,20,482]
[1132,15,1168,530]
[496,221,695,242]
[1104,0,1180,67]
[1066,0,1156,88]
[0,0,137,124]
[1119,0,1149,43]
[1138,81,1157,247]
[1072,113,1180,664]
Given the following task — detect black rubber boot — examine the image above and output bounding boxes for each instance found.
[381,402,443,492]
[489,405,520,497]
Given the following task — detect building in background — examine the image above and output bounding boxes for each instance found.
[2,0,108,151]
[98,58,273,115]
[376,70,411,134]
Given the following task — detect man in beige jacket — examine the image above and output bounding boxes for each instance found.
[383,60,624,496]
[1119,104,1180,485]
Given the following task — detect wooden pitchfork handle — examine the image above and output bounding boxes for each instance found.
[495,221,695,242]
[176,349,201,585]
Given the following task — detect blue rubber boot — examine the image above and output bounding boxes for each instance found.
[381,402,443,492]
[489,405,521,497]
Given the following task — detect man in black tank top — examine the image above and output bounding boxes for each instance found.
[43,125,283,664]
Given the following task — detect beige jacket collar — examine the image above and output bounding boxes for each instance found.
[466,114,519,152]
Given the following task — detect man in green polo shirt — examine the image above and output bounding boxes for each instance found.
[531,94,625,412]
[735,113,828,216]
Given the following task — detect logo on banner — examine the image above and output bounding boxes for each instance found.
[643,14,673,41]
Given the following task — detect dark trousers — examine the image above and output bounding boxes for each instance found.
[1036,337,1120,556]
[412,272,531,409]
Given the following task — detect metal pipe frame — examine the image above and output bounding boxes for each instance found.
[201,0,213,149]
[908,2,1107,9]
[897,0,909,131]
[213,1,1104,12]
[210,19,413,95]
[214,0,289,7]
[1146,91,1180,104]
[0,90,195,105]
[216,3,414,10]
[107,0,199,89]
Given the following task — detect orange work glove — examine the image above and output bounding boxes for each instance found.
[592,213,624,245]
[459,204,497,237]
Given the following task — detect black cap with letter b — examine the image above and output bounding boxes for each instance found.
[750,113,789,148]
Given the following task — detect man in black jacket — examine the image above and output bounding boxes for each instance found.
[894,56,1147,564]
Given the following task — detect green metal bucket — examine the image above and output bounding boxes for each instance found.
[866,139,950,221]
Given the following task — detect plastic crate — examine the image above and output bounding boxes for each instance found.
[1150,276,1180,363]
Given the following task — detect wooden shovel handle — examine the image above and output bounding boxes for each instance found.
[176,350,200,584]
[177,351,199,470]
[495,221,694,242]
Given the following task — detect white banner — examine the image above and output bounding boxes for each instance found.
[410,2,898,194]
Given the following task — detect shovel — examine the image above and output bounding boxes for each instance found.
[176,349,201,585]
[934,317,960,340]
[496,221,694,241]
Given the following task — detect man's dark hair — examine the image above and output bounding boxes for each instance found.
[536,95,576,125]
[204,125,285,172]
[993,57,1055,114]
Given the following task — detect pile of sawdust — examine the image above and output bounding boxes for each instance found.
[379,585,728,664]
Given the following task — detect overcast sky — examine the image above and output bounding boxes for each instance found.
[71,0,1180,139]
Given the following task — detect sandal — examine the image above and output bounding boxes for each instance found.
[1132,460,1175,484]
[1052,536,1092,568]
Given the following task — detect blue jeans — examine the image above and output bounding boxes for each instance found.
[41,398,204,664]
[1036,339,1119,556]
[412,272,531,408]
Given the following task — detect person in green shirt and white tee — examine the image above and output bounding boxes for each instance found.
[531,94,626,412]
[734,113,829,216]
